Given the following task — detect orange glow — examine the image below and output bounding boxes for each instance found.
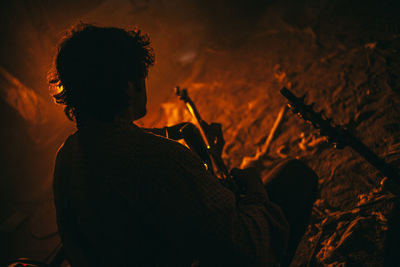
[204,163,209,171]
[161,102,194,126]
[0,66,47,124]
[53,85,64,95]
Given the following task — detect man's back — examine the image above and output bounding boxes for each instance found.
[53,122,289,266]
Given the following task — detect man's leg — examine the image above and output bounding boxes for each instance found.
[264,159,319,266]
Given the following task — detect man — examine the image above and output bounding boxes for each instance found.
[51,23,317,266]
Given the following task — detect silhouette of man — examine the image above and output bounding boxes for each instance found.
[51,24,317,266]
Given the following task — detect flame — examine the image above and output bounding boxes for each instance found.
[0,66,47,124]
[161,102,194,126]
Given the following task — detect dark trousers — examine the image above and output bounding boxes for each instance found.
[264,159,319,266]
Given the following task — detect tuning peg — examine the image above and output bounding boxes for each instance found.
[175,86,180,95]
[287,104,297,113]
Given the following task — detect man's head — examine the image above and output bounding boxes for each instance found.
[49,23,154,125]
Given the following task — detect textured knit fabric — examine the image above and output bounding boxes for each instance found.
[53,122,289,267]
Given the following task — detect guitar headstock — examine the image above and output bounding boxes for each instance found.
[175,86,189,102]
[280,87,347,149]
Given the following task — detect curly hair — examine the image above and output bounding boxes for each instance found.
[49,23,154,123]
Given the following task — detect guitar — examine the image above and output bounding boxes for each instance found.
[280,87,400,190]
[175,86,238,192]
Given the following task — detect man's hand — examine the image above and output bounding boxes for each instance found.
[165,122,190,140]
[230,167,266,196]
[203,122,225,157]
[143,123,189,139]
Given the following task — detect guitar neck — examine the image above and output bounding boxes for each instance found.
[342,130,400,184]
[280,87,400,187]
[175,87,231,180]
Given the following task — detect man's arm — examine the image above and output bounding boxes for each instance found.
[142,127,167,137]
[142,122,189,140]
[135,140,289,266]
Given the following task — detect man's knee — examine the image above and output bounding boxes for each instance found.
[284,159,318,197]
[265,159,319,202]
[283,159,318,185]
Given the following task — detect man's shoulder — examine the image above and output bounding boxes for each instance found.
[55,132,79,161]
[142,129,196,160]
[137,128,206,171]
[56,125,204,174]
